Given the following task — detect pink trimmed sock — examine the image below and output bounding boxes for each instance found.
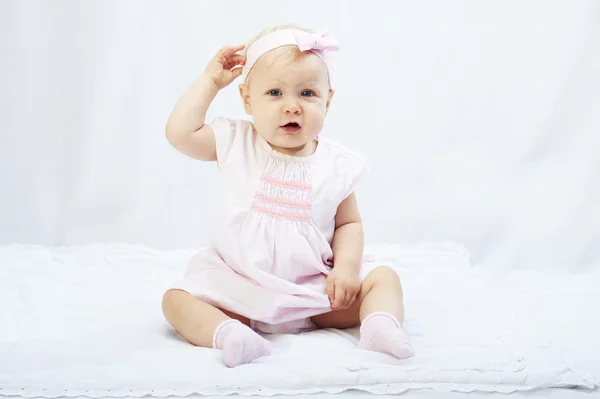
[212,319,272,367]
[358,312,414,359]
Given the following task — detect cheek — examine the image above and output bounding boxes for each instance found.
[305,102,328,121]
[253,105,278,129]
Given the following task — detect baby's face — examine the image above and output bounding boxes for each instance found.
[239,47,333,154]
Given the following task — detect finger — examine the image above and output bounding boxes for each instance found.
[216,44,245,59]
[223,55,246,70]
[230,66,243,79]
[340,286,357,310]
[347,291,359,308]
[326,276,335,305]
[332,285,345,310]
[226,54,246,65]
[342,291,353,309]
[338,292,348,310]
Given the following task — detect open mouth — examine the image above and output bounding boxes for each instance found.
[280,122,301,134]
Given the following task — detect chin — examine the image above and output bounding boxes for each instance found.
[282,137,312,147]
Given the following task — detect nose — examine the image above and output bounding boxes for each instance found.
[283,99,301,115]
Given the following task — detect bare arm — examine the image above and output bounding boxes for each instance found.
[331,192,364,273]
[165,74,219,161]
[165,45,245,161]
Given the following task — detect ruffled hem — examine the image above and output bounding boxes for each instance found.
[2,379,597,398]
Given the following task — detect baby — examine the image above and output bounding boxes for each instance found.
[162,25,413,367]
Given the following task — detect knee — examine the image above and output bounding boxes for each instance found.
[162,289,188,313]
[362,266,402,291]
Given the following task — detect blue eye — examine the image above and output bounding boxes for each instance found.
[268,89,281,96]
[301,90,315,97]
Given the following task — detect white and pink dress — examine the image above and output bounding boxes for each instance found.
[171,117,381,333]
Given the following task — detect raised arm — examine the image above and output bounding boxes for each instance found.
[165,45,246,161]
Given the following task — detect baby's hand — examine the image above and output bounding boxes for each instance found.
[204,45,246,89]
[326,267,361,311]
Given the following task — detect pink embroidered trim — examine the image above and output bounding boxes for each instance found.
[251,204,311,222]
[255,192,312,210]
[261,175,312,191]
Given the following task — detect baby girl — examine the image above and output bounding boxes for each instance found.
[162,25,413,367]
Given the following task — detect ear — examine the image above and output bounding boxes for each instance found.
[238,84,252,115]
[325,89,335,114]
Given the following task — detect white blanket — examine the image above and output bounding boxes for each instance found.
[0,243,597,397]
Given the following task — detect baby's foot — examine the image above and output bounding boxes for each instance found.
[358,312,414,359]
[213,319,272,367]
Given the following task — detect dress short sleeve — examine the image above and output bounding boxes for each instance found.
[209,117,237,166]
[340,149,370,201]
[325,141,370,203]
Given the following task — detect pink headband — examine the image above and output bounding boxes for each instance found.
[241,29,340,89]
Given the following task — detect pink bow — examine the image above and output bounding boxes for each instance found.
[294,31,341,53]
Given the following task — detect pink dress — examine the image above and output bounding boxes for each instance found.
[171,117,380,333]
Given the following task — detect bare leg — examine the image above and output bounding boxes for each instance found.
[162,289,271,367]
[358,266,405,322]
[162,289,250,348]
[311,266,413,359]
[311,266,405,328]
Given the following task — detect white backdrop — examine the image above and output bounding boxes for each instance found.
[1,0,599,272]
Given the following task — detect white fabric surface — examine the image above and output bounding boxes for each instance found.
[2,391,597,399]
[0,243,598,397]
